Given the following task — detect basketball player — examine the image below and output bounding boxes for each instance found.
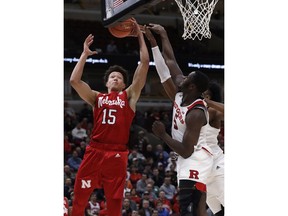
[144,27,213,216]
[69,20,149,216]
[202,81,224,216]
[145,24,224,216]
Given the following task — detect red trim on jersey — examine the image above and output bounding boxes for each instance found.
[202,147,213,155]
[187,99,205,111]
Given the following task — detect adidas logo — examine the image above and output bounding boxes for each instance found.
[115,153,121,158]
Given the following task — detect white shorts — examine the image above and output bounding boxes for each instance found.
[206,152,224,213]
[176,147,213,184]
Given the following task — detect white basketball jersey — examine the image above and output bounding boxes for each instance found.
[171,93,213,183]
[172,92,209,150]
[206,124,223,157]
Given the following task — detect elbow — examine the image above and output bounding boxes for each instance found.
[181,149,194,159]
[182,152,192,159]
[69,78,78,88]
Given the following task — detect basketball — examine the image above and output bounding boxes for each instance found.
[108,18,135,38]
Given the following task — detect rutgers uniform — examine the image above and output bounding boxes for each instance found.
[171,93,213,185]
[205,124,224,213]
[72,90,135,216]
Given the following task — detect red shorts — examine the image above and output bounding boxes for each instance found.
[76,144,129,199]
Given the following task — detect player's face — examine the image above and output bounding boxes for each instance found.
[178,71,195,91]
[106,71,126,91]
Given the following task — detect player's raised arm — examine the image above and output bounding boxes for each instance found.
[126,21,150,111]
[148,24,183,87]
[70,34,98,107]
[144,26,177,101]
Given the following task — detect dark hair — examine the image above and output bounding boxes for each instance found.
[208,80,222,102]
[192,71,210,93]
[104,65,129,85]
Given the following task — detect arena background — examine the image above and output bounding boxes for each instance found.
[1,1,288,216]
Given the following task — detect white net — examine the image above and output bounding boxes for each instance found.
[175,0,219,40]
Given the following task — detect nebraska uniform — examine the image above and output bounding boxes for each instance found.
[72,90,134,216]
[172,93,213,185]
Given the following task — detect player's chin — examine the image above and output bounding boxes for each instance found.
[111,86,122,92]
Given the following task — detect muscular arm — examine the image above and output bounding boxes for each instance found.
[70,34,98,107]
[205,98,224,114]
[144,26,177,101]
[152,109,206,158]
[126,23,149,112]
[148,24,183,87]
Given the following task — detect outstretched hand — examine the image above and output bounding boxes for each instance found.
[147,23,166,35]
[152,120,167,139]
[83,34,98,56]
[127,17,141,37]
[143,25,157,47]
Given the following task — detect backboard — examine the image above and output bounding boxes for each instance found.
[101,0,162,27]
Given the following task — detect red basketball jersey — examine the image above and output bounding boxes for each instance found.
[90,90,135,148]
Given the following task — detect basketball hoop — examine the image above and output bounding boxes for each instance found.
[175,0,219,40]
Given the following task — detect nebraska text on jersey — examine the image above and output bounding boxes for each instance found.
[98,95,126,108]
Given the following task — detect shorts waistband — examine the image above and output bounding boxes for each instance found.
[89,140,128,152]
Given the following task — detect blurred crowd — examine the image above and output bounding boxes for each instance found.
[64,101,224,216]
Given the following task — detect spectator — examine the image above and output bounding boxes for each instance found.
[71,122,88,145]
[85,193,100,216]
[132,210,140,216]
[79,102,93,123]
[146,180,159,198]
[136,173,148,196]
[129,165,142,188]
[122,198,133,216]
[64,178,74,200]
[128,149,146,165]
[151,168,164,188]
[67,150,82,172]
[171,191,180,215]
[166,151,177,172]
[136,130,150,152]
[155,144,169,166]
[124,191,138,211]
[64,134,73,161]
[154,190,172,212]
[64,114,76,134]
[156,162,166,179]
[64,165,76,184]
[159,176,177,201]
[130,188,141,205]
[123,182,131,198]
[151,209,158,216]
[142,144,157,163]
[142,162,154,179]
[64,101,77,120]
[138,199,153,216]
[142,190,156,208]
[155,200,170,216]
[155,152,168,168]
[79,117,89,130]
[131,157,145,173]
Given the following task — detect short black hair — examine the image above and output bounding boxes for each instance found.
[192,71,210,93]
[104,65,129,85]
[208,80,222,102]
